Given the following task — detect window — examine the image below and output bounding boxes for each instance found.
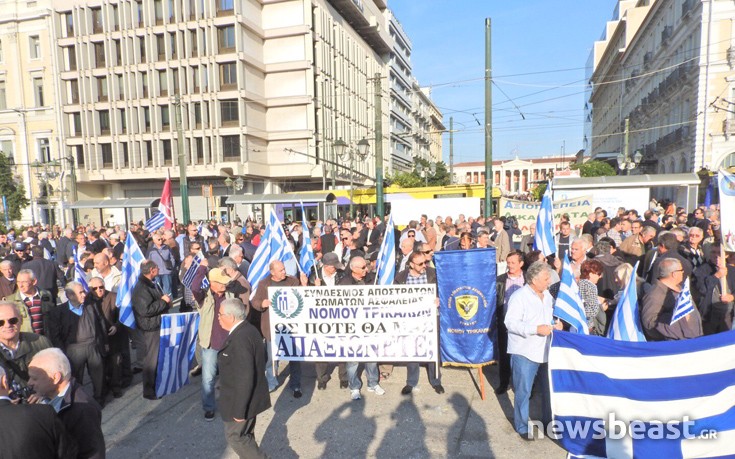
[192,66,199,91]
[92,8,103,33]
[139,37,146,63]
[99,110,110,134]
[193,102,201,126]
[119,108,126,132]
[155,34,165,60]
[0,39,3,62]
[33,77,44,106]
[158,70,167,96]
[145,141,153,166]
[143,106,150,131]
[141,73,148,97]
[122,143,129,168]
[167,0,175,22]
[64,13,74,37]
[0,140,13,163]
[218,0,234,15]
[112,5,119,31]
[170,33,177,59]
[71,112,81,135]
[101,144,113,168]
[38,139,50,163]
[188,0,197,19]
[162,139,172,165]
[29,35,40,59]
[190,30,198,56]
[195,137,203,164]
[161,105,170,128]
[114,39,122,65]
[171,68,179,94]
[220,100,238,124]
[0,81,5,110]
[219,62,237,88]
[154,0,163,24]
[66,46,77,71]
[222,135,239,160]
[137,0,144,27]
[218,26,235,51]
[117,74,124,99]
[94,42,105,68]
[97,76,108,101]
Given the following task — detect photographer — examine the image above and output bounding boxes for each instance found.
[0,301,52,388]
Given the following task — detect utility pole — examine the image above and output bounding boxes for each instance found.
[449,116,454,182]
[374,73,384,218]
[623,117,630,176]
[484,18,493,218]
[175,95,190,224]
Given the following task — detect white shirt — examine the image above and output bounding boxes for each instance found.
[320,268,337,286]
[505,284,554,363]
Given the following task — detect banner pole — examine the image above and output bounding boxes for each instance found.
[478,367,486,400]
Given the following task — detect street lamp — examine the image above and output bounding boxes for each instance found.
[334,137,370,218]
[416,162,437,186]
[616,149,643,175]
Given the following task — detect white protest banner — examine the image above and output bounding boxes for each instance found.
[268,284,437,363]
[499,195,594,234]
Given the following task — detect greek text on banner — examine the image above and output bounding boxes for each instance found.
[267,285,438,363]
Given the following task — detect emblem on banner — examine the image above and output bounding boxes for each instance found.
[271,289,304,319]
[455,294,479,321]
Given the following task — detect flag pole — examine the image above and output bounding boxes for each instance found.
[168,168,177,226]
[717,171,730,296]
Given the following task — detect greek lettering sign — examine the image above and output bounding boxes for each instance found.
[268,285,438,363]
[499,195,593,233]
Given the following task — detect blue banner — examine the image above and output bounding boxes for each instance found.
[435,248,497,367]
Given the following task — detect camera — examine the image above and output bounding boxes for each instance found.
[9,381,35,403]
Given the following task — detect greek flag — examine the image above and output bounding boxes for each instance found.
[298,202,315,275]
[145,211,166,232]
[72,246,89,292]
[534,189,557,257]
[608,262,646,342]
[671,278,694,325]
[554,255,589,334]
[155,312,200,398]
[375,214,396,285]
[549,330,735,458]
[247,209,298,296]
[181,252,209,291]
[117,231,145,329]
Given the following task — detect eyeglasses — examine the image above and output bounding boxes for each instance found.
[413,261,427,266]
[91,286,105,291]
[422,250,433,254]
[0,317,19,327]
[353,265,367,270]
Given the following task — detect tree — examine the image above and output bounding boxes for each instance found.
[530,183,547,201]
[0,154,29,221]
[387,158,451,188]
[571,160,617,177]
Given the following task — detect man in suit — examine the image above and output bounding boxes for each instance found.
[22,246,63,304]
[364,219,380,255]
[56,228,74,268]
[0,364,76,458]
[229,245,250,279]
[217,298,271,459]
[219,232,232,258]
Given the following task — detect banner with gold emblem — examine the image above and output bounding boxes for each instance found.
[434,248,497,367]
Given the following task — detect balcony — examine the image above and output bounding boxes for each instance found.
[661,26,673,46]
[681,0,694,19]
[643,51,653,69]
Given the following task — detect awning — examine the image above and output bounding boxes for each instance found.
[66,197,159,209]
[553,173,701,189]
[226,192,336,205]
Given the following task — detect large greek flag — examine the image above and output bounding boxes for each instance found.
[247,209,298,296]
[181,252,209,291]
[145,211,166,232]
[549,330,735,458]
[72,246,89,292]
[375,214,396,285]
[671,278,694,325]
[718,170,735,252]
[534,189,557,256]
[607,262,646,342]
[554,255,589,334]
[155,312,200,398]
[298,202,315,275]
[117,232,145,328]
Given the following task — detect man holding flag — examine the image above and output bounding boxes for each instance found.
[144,175,174,232]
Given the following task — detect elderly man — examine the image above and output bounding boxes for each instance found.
[47,281,108,406]
[679,226,706,271]
[519,224,536,254]
[569,238,591,280]
[619,225,656,265]
[56,228,75,268]
[643,232,693,284]
[91,252,121,293]
[251,261,305,397]
[641,258,703,341]
[505,261,562,439]
[229,244,250,279]
[131,260,172,400]
[87,276,126,398]
[148,233,175,296]
[28,348,105,459]
[396,237,414,273]
[0,260,16,299]
[490,218,511,274]
[0,301,52,387]
[22,246,63,304]
[7,269,55,335]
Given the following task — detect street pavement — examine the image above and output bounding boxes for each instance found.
[102,361,566,458]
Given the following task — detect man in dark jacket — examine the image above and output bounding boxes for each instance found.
[131,260,171,400]
[56,229,75,268]
[22,246,64,304]
[494,251,525,395]
[87,277,126,398]
[28,348,105,459]
[47,281,108,406]
[217,298,270,459]
[0,301,52,387]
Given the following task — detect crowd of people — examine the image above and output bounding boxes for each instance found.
[0,198,731,454]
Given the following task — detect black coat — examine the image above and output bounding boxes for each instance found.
[47,302,108,355]
[22,257,64,299]
[217,321,271,421]
[394,266,437,285]
[0,399,76,459]
[131,275,170,331]
[57,379,105,459]
[56,236,73,266]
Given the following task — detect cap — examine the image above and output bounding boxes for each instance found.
[13,242,26,251]
[321,252,345,270]
[208,268,231,285]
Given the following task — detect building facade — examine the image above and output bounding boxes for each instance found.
[589,0,735,189]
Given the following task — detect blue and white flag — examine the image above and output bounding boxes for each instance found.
[554,255,589,334]
[298,202,315,275]
[247,209,298,296]
[549,330,735,458]
[607,262,646,342]
[145,211,166,232]
[72,246,89,292]
[117,231,145,329]
[671,278,694,325]
[534,189,557,256]
[718,170,735,252]
[181,252,209,291]
[155,312,200,398]
[375,214,396,285]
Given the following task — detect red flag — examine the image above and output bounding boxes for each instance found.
[159,176,174,229]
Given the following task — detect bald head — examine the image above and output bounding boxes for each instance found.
[93,253,111,275]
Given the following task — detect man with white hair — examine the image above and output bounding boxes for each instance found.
[91,252,121,293]
[56,228,75,268]
[28,348,105,458]
[6,269,55,335]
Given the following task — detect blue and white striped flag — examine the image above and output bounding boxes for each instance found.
[117,231,145,329]
[298,202,315,275]
[607,262,646,342]
[155,312,200,398]
[554,255,589,334]
[181,252,206,289]
[145,211,166,232]
[247,209,298,296]
[534,189,557,257]
[72,246,89,292]
[549,330,735,458]
[375,214,396,285]
[671,278,694,325]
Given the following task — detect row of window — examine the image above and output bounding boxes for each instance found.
[0,77,45,109]
[0,35,42,64]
